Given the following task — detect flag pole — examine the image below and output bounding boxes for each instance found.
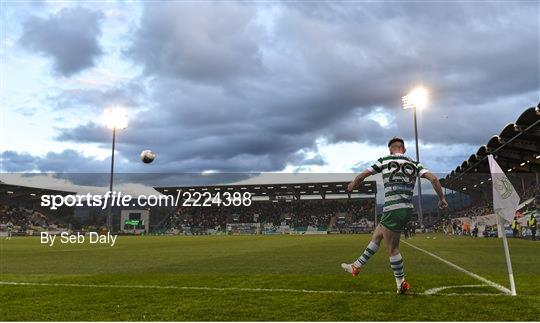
[496,214,517,296]
[488,154,518,296]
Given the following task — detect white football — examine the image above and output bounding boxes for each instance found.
[140,150,156,164]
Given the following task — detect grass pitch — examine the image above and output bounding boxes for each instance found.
[1,234,539,321]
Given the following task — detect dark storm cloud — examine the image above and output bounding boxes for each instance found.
[55,122,109,143]
[42,2,540,174]
[1,151,39,172]
[56,118,318,173]
[48,81,145,112]
[274,2,539,143]
[2,149,107,173]
[324,116,390,145]
[1,150,113,187]
[126,2,263,84]
[1,151,255,188]
[19,7,104,77]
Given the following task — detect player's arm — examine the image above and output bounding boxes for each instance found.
[347,169,372,191]
[348,158,383,191]
[422,171,448,209]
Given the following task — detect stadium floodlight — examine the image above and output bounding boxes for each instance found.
[402,86,429,110]
[102,107,128,232]
[402,86,429,226]
[102,107,128,130]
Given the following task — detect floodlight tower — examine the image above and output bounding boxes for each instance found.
[102,107,128,232]
[402,87,428,227]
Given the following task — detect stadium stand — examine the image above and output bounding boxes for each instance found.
[165,199,375,233]
[153,181,376,234]
[0,183,75,235]
[440,104,540,198]
[438,103,540,238]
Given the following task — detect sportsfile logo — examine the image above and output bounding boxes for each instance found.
[40,190,253,210]
[40,190,182,210]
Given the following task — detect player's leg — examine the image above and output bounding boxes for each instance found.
[379,208,411,294]
[341,224,384,276]
[382,227,409,293]
[354,225,384,267]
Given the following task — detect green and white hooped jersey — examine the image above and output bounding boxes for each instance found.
[367,154,428,212]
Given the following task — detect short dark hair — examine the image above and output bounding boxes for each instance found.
[388,137,405,147]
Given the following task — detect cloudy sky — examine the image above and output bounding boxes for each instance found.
[1,1,539,188]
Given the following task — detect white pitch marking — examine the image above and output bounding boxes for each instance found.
[402,240,512,295]
[424,284,489,295]
[0,281,505,297]
[0,281,388,295]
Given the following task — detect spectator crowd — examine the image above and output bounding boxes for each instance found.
[163,199,375,232]
[0,205,64,233]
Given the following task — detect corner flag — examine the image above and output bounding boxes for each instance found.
[487,154,519,296]
[488,155,520,222]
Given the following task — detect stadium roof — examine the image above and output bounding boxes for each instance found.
[0,183,75,202]
[155,181,376,199]
[440,103,540,195]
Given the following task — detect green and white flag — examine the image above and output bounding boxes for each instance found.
[488,154,520,222]
[487,154,519,296]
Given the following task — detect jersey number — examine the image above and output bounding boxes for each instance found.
[387,161,417,184]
